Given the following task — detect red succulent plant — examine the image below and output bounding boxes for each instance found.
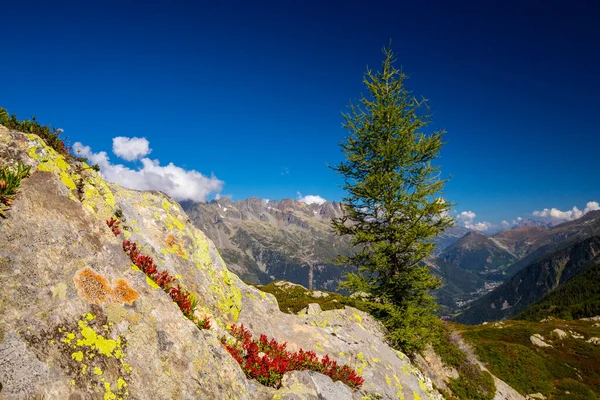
[222,324,364,389]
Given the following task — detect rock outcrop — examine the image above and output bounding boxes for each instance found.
[0,126,439,399]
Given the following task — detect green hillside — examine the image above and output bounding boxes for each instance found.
[458,319,600,399]
[516,262,600,321]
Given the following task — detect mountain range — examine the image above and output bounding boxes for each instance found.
[180,197,353,291]
[183,198,600,324]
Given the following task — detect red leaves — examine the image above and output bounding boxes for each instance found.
[154,270,175,289]
[168,284,194,318]
[198,316,211,330]
[106,217,121,236]
[222,324,364,389]
[120,233,197,320]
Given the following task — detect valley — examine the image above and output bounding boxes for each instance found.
[182,198,600,324]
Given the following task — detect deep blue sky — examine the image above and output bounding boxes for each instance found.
[1,0,599,228]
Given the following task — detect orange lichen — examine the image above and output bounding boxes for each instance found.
[111,279,139,305]
[165,233,184,257]
[73,268,113,305]
[73,267,139,305]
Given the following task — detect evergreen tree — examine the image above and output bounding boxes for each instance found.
[332,47,453,351]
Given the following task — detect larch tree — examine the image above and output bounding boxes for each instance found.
[332,47,453,351]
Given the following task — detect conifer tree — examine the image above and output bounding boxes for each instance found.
[332,47,453,351]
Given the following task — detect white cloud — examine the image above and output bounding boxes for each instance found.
[455,210,493,232]
[456,211,476,224]
[112,136,151,161]
[584,201,600,214]
[533,201,599,223]
[533,206,582,221]
[469,221,493,232]
[297,192,327,205]
[74,139,223,202]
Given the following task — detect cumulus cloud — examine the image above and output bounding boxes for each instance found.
[297,192,327,205]
[73,138,223,202]
[456,211,476,224]
[532,201,599,223]
[112,136,151,161]
[584,201,600,214]
[533,206,582,221]
[455,210,493,232]
[469,221,493,232]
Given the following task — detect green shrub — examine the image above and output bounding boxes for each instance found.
[0,161,32,217]
[553,378,597,400]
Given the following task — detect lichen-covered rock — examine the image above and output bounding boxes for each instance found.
[0,126,439,399]
[274,371,353,400]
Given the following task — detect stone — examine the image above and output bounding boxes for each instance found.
[527,393,546,399]
[569,331,584,339]
[530,334,553,348]
[587,337,600,345]
[275,370,353,400]
[552,329,568,339]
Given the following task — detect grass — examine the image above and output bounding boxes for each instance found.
[456,319,600,399]
[432,322,495,400]
[253,281,374,314]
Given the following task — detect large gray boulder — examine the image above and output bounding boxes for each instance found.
[0,126,439,399]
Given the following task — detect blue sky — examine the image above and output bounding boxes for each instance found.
[1,0,599,230]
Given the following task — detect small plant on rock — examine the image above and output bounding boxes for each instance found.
[221,324,364,389]
[197,316,211,330]
[0,161,32,218]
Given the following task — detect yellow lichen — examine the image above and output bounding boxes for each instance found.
[72,351,84,362]
[104,382,117,400]
[76,320,119,357]
[145,276,160,289]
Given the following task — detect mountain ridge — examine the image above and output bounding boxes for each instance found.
[455,234,600,324]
